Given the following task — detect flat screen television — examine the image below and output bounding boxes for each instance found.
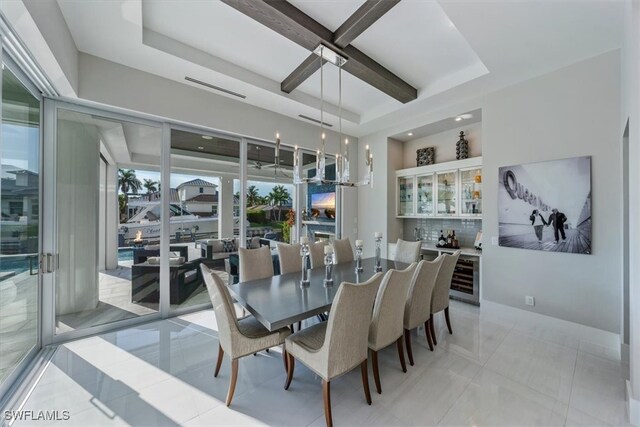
[310,192,336,219]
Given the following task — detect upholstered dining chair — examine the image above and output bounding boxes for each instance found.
[200,264,291,406]
[284,273,383,427]
[309,240,328,268]
[368,263,418,394]
[429,251,461,346]
[333,238,354,264]
[277,243,302,274]
[394,239,422,264]
[404,256,443,364]
[238,246,273,282]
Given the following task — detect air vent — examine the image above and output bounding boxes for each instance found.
[185,76,246,99]
[298,114,333,127]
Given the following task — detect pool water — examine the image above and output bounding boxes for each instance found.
[118,248,133,262]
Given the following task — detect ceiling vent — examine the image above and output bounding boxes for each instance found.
[298,114,333,127]
[185,76,246,99]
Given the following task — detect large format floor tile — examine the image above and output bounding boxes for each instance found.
[10,300,629,427]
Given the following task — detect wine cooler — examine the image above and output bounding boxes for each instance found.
[449,255,480,305]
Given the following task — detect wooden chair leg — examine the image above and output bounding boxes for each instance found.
[425,320,434,351]
[323,380,333,427]
[360,359,372,405]
[430,314,437,345]
[225,358,238,407]
[371,350,381,394]
[282,349,288,372]
[214,344,224,377]
[445,307,453,334]
[404,329,415,366]
[297,321,302,331]
[396,336,407,373]
[284,352,295,390]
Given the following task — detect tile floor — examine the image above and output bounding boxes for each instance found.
[10,300,632,426]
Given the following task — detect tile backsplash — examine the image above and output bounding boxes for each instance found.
[402,218,482,247]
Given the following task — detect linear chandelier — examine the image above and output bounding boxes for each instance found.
[275,44,373,188]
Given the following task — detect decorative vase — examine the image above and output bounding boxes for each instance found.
[456,131,469,160]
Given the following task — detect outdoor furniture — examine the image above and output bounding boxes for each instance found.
[227,258,408,332]
[133,245,189,264]
[200,264,291,407]
[131,258,203,304]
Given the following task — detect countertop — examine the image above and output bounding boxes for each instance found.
[420,242,482,257]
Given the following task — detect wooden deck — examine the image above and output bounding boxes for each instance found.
[499,227,591,254]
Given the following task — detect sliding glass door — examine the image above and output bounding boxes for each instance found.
[0,58,41,391]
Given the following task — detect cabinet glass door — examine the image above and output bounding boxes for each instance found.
[436,171,457,215]
[460,168,482,215]
[397,176,414,216]
[416,174,434,215]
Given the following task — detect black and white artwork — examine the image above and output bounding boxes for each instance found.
[498,156,591,254]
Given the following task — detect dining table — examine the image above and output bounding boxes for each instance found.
[227,257,409,332]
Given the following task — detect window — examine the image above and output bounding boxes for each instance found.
[199,187,203,194]
[211,205,218,216]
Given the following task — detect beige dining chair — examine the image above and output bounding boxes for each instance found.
[200,264,291,406]
[277,243,302,274]
[238,246,273,282]
[404,256,443,364]
[429,251,461,346]
[368,263,418,394]
[394,238,422,264]
[309,240,328,268]
[333,238,354,264]
[284,273,383,427]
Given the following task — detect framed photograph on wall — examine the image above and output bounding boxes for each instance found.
[498,156,591,254]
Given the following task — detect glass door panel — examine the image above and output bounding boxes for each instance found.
[460,168,482,215]
[436,171,457,215]
[416,174,434,215]
[54,109,162,334]
[0,64,40,385]
[397,176,414,216]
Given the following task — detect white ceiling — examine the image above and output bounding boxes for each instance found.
[56,0,623,137]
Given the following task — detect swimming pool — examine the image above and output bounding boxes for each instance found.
[118,248,133,262]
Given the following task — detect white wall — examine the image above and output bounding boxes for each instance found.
[402,122,482,168]
[78,53,359,244]
[359,50,622,335]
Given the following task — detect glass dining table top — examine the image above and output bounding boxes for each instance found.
[228,257,408,331]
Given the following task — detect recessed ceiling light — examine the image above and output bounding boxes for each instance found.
[201,135,213,140]
[198,146,204,150]
[407,132,414,136]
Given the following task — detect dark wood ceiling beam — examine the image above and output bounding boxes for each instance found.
[333,0,400,48]
[221,0,416,103]
[281,54,326,94]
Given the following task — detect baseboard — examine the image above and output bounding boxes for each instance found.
[480,299,621,353]
[627,380,640,426]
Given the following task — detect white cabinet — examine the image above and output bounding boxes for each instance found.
[395,157,482,219]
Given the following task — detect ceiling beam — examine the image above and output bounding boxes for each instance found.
[333,0,401,48]
[221,0,416,103]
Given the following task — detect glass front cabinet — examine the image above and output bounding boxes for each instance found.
[416,174,434,215]
[395,157,482,218]
[460,167,482,216]
[397,176,415,216]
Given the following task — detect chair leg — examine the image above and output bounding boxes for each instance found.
[396,336,407,373]
[323,380,333,427]
[297,321,302,331]
[371,350,381,394]
[214,344,224,377]
[445,306,453,334]
[225,358,238,407]
[424,320,434,351]
[404,329,415,366]
[284,352,295,390]
[360,359,372,405]
[282,349,288,372]
[430,314,437,345]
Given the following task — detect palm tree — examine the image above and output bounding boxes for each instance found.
[247,185,260,207]
[142,179,158,200]
[268,185,291,221]
[118,169,142,211]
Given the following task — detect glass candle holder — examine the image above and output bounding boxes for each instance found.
[374,232,382,272]
[323,245,334,286]
[300,239,310,287]
[355,239,364,272]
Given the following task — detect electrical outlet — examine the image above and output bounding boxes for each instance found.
[525,296,535,306]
